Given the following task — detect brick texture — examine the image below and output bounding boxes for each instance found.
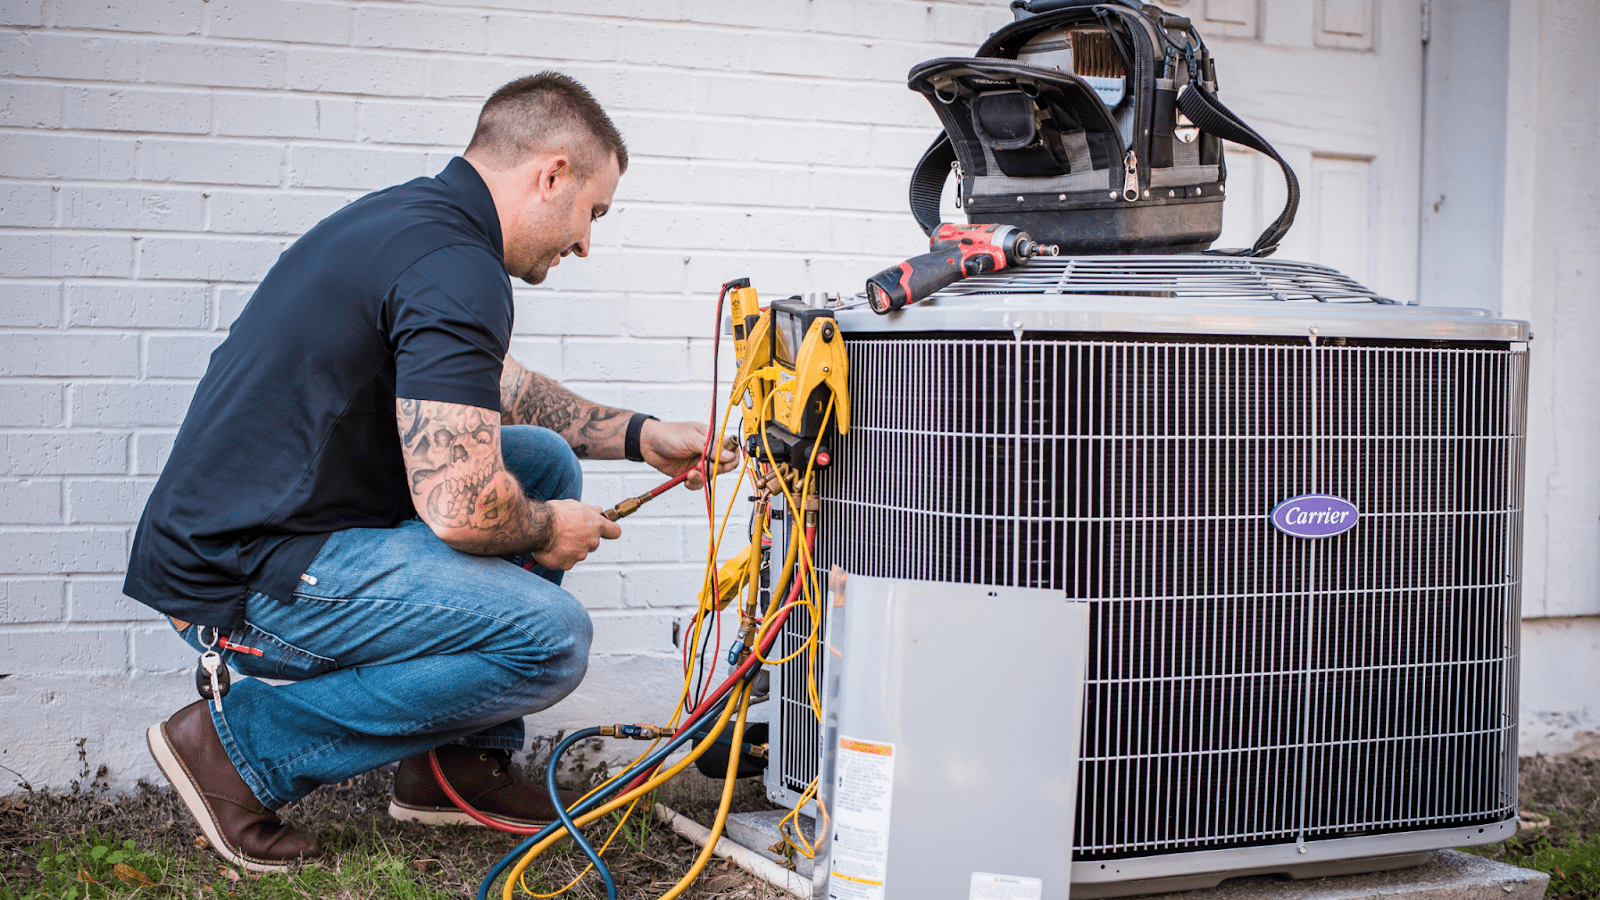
[0,0,1006,791]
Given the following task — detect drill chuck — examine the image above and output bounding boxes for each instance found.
[1015,237,1060,261]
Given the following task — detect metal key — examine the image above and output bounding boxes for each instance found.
[196,649,229,711]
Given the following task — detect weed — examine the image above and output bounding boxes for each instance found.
[0,830,165,900]
[67,739,109,798]
[1497,831,1600,900]
[0,764,31,794]
[609,793,658,855]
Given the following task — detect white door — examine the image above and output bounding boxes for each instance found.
[1186,0,1424,300]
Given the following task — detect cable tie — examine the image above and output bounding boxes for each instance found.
[218,637,264,657]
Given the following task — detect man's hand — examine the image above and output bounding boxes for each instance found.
[533,498,622,570]
[640,421,743,490]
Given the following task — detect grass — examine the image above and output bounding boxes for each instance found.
[0,754,786,900]
[1511,833,1600,899]
[0,826,460,899]
[1469,822,1600,900]
[1,831,165,900]
[1461,756,1600,900]
[10,749,1592,899]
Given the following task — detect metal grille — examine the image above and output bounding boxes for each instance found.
[938,255,1397,304]
[778,333,1526,860]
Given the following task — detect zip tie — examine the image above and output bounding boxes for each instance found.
[218,636,264,657]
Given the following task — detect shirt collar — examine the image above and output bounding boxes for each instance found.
[436,156,504,257]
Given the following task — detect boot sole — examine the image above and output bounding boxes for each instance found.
[146,722,296,875]
[387,799,550,829]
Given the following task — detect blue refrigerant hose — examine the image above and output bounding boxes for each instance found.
[547,727,615,900]
[476,685,743,900]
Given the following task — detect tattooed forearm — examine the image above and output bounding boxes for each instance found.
[398,397,429,447]
[396,398,553,555]
[500,357,632,459]
[424,456,495,527]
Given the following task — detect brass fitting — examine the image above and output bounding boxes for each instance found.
[727,620,759,666]
[602,494,647,522]
[600,723,666,740]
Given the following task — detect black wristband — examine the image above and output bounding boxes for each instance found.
[625,413,656,462]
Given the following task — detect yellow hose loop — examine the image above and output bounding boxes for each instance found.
[778,777,819,859]
[517,794,643,898]
[647,681,755,900]
[752,595,820,667]
[500,678,749,899]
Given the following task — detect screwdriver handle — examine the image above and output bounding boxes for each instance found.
[866,248,992,314]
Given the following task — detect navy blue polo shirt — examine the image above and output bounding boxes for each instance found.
[125,157,513,629]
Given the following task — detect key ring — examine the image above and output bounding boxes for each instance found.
[198,626,220,650]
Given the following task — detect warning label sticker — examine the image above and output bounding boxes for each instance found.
[969,872,1043,900]
[827,736,896,900]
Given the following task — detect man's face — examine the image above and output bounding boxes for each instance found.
[504,153,620,286]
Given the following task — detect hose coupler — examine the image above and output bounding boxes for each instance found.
[600,723,666,740]
[602,493,648,522]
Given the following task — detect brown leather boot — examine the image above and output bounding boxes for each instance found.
[146,701,323,873]
[389,744,581,827]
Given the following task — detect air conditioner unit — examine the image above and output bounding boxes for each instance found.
[765,256,1528,897]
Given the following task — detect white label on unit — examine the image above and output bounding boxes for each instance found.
[970,872,1044,900]
[827,736,896,900]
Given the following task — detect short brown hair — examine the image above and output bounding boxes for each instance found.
[466,72,628,178]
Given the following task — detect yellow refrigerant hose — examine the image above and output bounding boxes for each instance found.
[484,286,837,900]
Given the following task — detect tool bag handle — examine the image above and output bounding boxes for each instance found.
[1176,81,1299,257]
[909,133,957,238]
[909,83,1301,258]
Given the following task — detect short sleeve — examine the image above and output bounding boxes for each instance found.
[387,244,512,410]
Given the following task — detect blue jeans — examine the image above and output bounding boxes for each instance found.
[175,426,592,809]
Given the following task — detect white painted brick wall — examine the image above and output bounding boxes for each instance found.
[0,0,1002,791]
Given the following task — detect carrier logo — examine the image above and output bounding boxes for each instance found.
[1271,494,1359,539]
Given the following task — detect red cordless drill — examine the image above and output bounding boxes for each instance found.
[865,223,1059,314]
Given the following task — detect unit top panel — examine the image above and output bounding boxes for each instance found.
[831,256,1528,342]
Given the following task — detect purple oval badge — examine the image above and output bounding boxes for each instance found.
[1271,494,1359,539]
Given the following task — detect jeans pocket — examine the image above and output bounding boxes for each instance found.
[223,619,338,681]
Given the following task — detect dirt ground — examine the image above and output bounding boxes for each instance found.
[3,753,1596,899]
[1516,756,1600,832]
[1475,755,1600,866]
[0,740,790,900]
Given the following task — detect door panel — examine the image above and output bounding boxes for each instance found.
[1310,154,1376,285]
[1203,0,1259,38]
[1317,0,1376,49]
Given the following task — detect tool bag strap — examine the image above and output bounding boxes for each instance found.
[1176,81,1299,257]
[910,132,957,237]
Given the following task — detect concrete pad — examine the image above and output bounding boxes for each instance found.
[719,816,1547,900]
[725,809,816,878]
[1121,850,1548,900]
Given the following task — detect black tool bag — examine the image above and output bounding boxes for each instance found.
[908,0,1298,256]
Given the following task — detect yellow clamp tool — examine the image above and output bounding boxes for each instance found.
[729,286,851,444]
[698,540,757,612]
[768,297,850,438]
[729,282,773,444]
